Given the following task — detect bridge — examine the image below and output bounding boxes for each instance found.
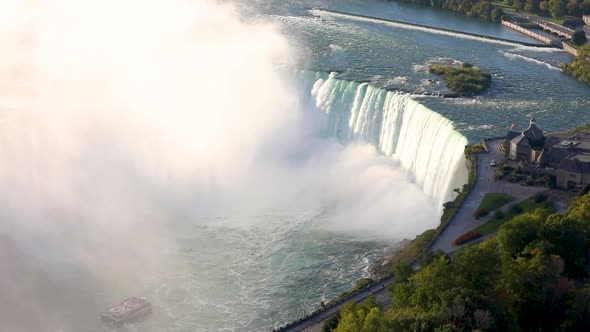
[512,15,577,39]
[535,20,575,39]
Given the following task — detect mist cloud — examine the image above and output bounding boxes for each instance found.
[0,0,438,331]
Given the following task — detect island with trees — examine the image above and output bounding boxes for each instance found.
[429,63,492,95]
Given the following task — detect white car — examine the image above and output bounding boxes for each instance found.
[490,160,497,167]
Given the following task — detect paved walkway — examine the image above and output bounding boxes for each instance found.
[430,139,544,253]
[274,276,393,332]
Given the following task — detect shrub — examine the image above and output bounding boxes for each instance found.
[474,207,489,219]
[509,205,524,214]
[493,210,505,220]
[510,174,525,183]
[453,231,483,246]
[523,179,535,186]
[322,314,340,332]
[533,192,548,203]
[573,30,587,46]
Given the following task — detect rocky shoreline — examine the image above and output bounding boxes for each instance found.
[368,239,411,279]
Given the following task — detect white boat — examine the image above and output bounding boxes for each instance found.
[101,297,152,324]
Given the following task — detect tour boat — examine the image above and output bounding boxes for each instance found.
[101,297,152,324]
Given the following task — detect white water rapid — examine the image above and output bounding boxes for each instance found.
[302,72,469,208]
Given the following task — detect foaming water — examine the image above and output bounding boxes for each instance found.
[302,71,468,207]
[500,51,561,71]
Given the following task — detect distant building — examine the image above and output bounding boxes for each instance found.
[584,15,590,26]
[505,118,590,189]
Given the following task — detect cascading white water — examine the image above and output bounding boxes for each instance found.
[302,71,468,209]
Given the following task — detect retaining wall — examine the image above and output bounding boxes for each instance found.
[563,43,579,57]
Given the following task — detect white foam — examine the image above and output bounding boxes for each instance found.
[501,51,561,71]
[310,9,539,48]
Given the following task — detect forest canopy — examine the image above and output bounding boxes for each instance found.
[326,193,590,331]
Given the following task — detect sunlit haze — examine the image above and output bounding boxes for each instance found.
[0,0,443,331]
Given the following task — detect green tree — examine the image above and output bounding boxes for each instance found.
[540,0,550,12]
[497,212,543,258]
[361,308,387,332]
[542,213,589,278]
[549,0,567,17]
[491,7,505,21]
[561,285,590,329]
[582,0,590,14]
[335,298,383,332]
[567,194,590,225]
[525,0,541,12]
[567,0,582,15]
[385,307,442,332]
[572,30,588,46]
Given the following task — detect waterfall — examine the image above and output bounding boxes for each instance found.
[300,71,468,210]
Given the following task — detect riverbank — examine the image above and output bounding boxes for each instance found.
[562,44,590,84]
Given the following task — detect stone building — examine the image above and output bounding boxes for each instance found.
[505,118,590,189]
[542,140,590,189]
[584,15,590,26]
[505,118,555,162]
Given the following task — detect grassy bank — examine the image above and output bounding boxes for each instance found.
[474,192,515,218]
[475,193,554,234]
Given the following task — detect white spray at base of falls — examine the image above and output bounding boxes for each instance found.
[303,72,468,209]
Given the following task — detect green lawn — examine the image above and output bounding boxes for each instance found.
[478,192,515,212]
[475,196,554,235]
[390,229,436,266]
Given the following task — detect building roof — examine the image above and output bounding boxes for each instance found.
[558,158,590,174]
[522,118,544,146]
[546,146,571,163]
[506,131,520,141]
[512,134,529,146]
[544,136,561,149]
